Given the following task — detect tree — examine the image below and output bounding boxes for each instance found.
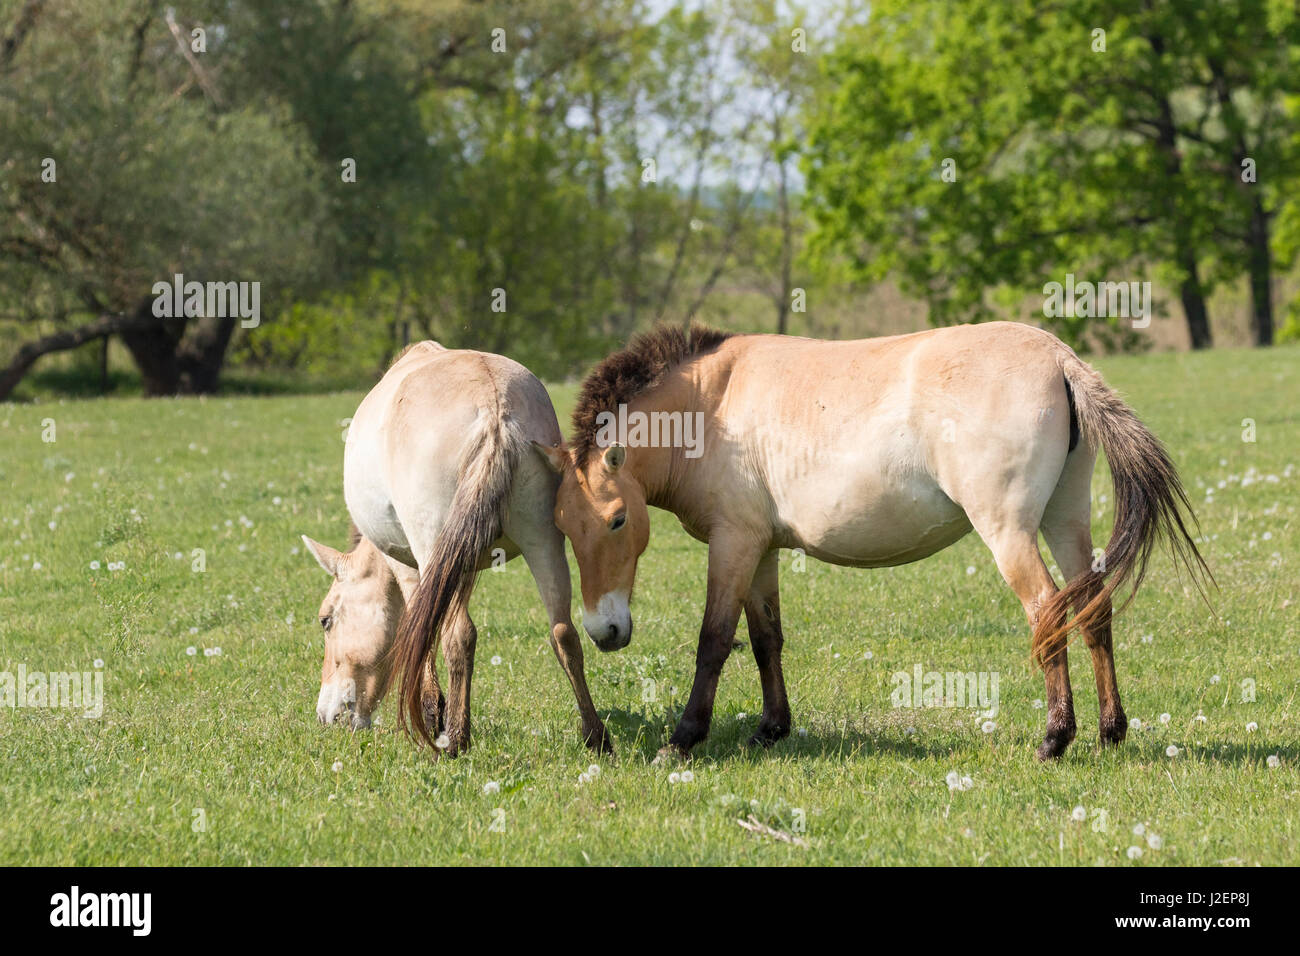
[803,0,1300,350]
[0,0,331,397]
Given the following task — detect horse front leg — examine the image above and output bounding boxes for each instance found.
[744,549,790,746]
[520,528,613,754]
[662,531,764,758]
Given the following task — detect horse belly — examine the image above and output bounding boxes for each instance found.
[777,465,971,568]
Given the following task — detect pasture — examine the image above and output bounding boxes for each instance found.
[1,345,1296,865]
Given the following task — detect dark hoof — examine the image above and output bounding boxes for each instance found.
[746,720,791,748]
[435,729,470,759]
[1035,726,1076,761]
[1099,710,1128,747]
[584,723,615,756]
[664,718,706,757]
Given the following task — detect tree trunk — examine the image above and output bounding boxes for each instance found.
[1177,246,1213,349]
[119,306,237,395]
[177,314,237,393]
[119,309,185,396]
[0,304,157,401]
[776,139,792,336]
[1247,197,1274,346]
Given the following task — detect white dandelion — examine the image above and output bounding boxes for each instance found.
[1126,846,1143,860]
[482,781,500,795]
[1166,745,1179,758]
[1071,805,1086,822]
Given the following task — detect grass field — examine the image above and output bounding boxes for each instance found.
[1,345,1297,865]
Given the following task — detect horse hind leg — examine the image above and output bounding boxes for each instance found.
[439,598,477,757]
[974,522,1077,760]
[420,654,446,739]
[1041,476,1127,748]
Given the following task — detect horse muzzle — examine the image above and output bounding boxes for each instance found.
[316,678,370,729]
[583,592,632,651]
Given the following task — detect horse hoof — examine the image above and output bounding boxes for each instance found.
[652,745,689,765]
[746,722,790,748]
[1035,732,1074,761]
[1099,716,1128,747]
[584,724,615,755]
[433,732,469,758]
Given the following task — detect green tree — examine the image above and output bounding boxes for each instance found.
[803,0,1300,350]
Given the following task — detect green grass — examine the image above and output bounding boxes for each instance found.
[0,345,1297,865]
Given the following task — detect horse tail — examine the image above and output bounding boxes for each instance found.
[1031,355,1213,666]
[390,412,524,748]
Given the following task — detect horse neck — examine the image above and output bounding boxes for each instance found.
[623,374,706,517]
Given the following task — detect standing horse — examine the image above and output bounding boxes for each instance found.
[302,341,610,755]
[534,323,1209,761]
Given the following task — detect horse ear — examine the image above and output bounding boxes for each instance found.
[301,535,345,579]
[602,443,626,471]
[531,440,569,474]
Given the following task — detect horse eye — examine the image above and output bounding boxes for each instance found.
[320,614,333,631]
[609,514,626,532]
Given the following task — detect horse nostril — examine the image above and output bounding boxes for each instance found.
[607,624,619,641]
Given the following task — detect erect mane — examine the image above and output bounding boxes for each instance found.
[570,324,733,466]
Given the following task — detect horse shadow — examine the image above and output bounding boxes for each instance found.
[601,707,1296,768]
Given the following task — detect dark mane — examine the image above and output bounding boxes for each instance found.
[571,324,733,466]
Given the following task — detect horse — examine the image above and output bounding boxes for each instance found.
[533,322,1210,761]
[301,341,611,756]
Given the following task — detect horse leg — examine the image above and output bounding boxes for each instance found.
[744,549,790,746]
[978,525,1076,760]
[1042,514,1127,748]
[519,530,613,754]
[439,598,476,757]
[663,530,764,757]
[383,556,443,732]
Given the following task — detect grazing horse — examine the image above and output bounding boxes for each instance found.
[302,341,610,756]
[534,323,1209,761]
